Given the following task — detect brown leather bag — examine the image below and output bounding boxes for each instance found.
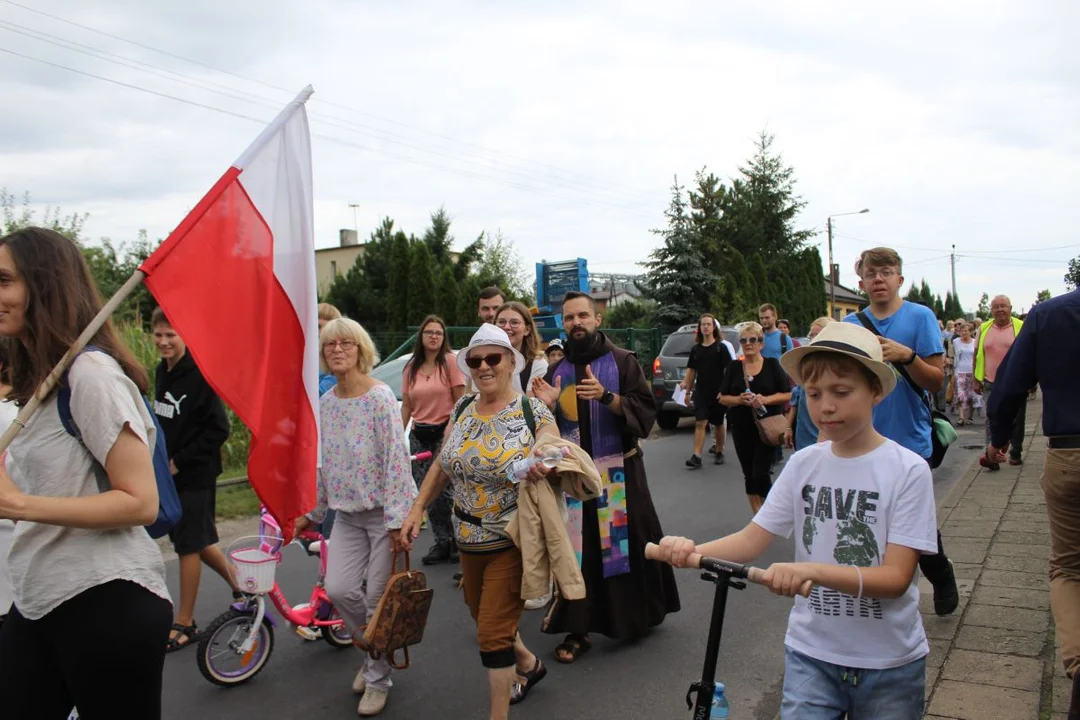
[754,413,788,447]
[355,550,433,670]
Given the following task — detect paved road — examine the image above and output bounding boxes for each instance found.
[161,420,983,719]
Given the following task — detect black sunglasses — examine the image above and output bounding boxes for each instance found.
[739,337,763,345]
[465,353,504,369]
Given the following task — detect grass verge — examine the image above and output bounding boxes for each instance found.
[216,484,260,520]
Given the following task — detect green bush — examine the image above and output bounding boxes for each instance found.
[118,322,250,477]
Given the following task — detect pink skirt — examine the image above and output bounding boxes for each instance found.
[955,373,976,408]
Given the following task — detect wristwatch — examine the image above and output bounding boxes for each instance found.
[600,390,616,405]
[899,350,918,366]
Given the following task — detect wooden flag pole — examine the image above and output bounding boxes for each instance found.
[0,269,147,455]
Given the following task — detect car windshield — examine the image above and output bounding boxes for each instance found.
[369,354,411,400]
[661,332,696,358]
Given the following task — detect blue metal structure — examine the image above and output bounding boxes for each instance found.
[534,258,589,338]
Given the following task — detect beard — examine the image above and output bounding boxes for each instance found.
[564,327,600,358]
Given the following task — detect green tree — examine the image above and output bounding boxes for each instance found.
[944,291,964,319]
[473,230,532,302]
[747,252,771,308]
[456,275,482,327]
[603,298,657,329]
[436,265,460,325]
[712,247,755,324]
[977,292,990,318]
[422,206,455,266]
[640,177,715,328]
[1066,258,1080,290]
[385,232,413,329]
[410,241,437,324]
[727,131,815,260]
[932,294,945,320]
[325,217,398,328]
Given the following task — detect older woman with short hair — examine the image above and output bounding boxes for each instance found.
[401,324,559,720]
[295,317,416,717]
[719,321,791,513]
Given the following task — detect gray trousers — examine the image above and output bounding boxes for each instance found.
[983,380,1026,460]
[324,508,393,691]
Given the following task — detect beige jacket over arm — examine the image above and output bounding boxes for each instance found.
[506,438,601,601]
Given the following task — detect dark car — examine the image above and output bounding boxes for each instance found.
[650,323,739,430]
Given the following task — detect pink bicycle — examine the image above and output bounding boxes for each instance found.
[196,451,432,687]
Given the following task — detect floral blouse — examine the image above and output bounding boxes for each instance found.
[441,395,555,553]
[310,383,416,529]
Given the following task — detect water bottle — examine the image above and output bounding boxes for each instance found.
[507,446,570,483]
[710,682,730,718]
[746,386,768,418]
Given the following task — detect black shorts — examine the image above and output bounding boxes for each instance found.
[169,488,219,555]
[694,395,726,425]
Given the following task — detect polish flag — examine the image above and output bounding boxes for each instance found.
[140,86,318,541]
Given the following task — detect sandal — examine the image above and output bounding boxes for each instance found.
[509,657,547,705]
[554,634,591,664]
[166,621,198,653]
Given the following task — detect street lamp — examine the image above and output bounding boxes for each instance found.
[827,208,870,317]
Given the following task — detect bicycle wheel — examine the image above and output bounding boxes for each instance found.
[196,608,275,687]
[321,606,354,649]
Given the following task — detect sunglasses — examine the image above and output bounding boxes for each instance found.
[739,337,763,345]
[465,353,504,369]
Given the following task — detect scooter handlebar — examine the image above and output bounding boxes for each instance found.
[644,542,812,598]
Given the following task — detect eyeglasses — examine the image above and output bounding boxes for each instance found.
[861,269,898,281]
[422,330,444,338]
[739,337,763,345]
[464,353,505,369]
[322,340,358,351]
[496,319,525,329]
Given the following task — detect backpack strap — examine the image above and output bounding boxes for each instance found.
[781,333,789,354]
[452,393,537,439]
[855,312,928,406]
[57,344,105,441]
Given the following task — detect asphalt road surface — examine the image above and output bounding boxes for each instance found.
[160,419,983,720]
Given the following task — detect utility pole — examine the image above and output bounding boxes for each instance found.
[827,217,835,318]
[950,244,957,301]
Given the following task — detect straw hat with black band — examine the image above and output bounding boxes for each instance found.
[780,322,898,396]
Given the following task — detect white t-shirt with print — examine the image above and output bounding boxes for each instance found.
[953,338,976,374]
[753,439,937,670]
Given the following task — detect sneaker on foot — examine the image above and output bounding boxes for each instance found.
[685,454,703,469]
[352,669,366,695]
[525,592,552,611]
[933,560,960,616]
[708,443,717,454]
[358,687,388,716]
[979,455,1000,472]
[421,541,451,566]
[714,452,725,465]
[1008,456,1023,466]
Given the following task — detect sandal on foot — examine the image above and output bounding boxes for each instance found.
[166,621,198,653]
[554,634,591,664]
[510,657,547,705]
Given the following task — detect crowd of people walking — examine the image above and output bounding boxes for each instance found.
[0,226,1075,719]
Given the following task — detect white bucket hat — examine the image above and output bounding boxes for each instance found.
[455,324,526,377]
[780,322,897,396]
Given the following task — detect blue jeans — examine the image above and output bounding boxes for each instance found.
[781,648,925,720]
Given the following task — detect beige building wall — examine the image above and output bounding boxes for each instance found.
[315,245,365,295]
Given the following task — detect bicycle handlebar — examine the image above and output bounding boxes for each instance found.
[644,542,812,597]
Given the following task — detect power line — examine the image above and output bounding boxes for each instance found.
[1,45,658,219]
[0,0,656,198]
[0,20,659,208]
[832,232,1077,257]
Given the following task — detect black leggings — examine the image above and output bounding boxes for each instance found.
[0,579,172,719]
[731,422,774,497]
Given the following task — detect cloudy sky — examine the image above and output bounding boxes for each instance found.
[3,0,1077,314]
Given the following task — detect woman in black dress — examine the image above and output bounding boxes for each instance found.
[719,321,791,513]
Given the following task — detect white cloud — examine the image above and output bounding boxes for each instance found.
[2,0,1077,315]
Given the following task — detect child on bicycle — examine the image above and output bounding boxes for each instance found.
[655,322,937,719]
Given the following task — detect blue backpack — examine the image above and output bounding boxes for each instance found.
[57,347,182,538]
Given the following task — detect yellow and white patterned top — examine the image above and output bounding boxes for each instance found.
[440,395,555,553]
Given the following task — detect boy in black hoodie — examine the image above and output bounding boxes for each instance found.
[151,308,236,652]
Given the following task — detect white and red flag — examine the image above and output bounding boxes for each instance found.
[140,86,318,541]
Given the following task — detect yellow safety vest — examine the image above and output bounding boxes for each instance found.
[974,317,1023,382]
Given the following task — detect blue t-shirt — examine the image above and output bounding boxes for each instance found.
[790,385,819,451]
[318,373,337,397]
[844,303,944,459]
[761,329,790,360]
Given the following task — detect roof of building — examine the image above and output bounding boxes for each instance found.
[825,279,865,304]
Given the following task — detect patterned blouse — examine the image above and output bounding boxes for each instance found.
[441,395,555,553]
[310,383,417,529]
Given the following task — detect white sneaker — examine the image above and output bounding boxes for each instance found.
[357,687,388,716]
[352,669,366,695]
